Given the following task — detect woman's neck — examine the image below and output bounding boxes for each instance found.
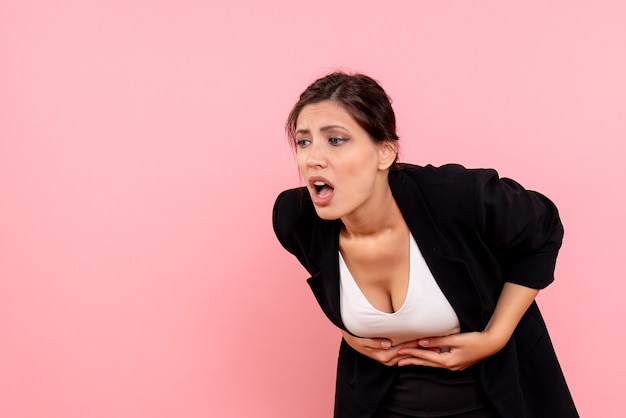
[340,184,404,239]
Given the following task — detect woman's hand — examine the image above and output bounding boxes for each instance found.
[395,330,506,370]
[396,283,540,370]
[340,330,421,366]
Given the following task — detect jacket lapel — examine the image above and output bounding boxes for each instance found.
[390,169,484,331]
[306,217,346,329]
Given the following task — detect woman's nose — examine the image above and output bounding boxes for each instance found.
[306,141,327,168]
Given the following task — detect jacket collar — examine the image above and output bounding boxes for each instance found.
[389,169,448,261]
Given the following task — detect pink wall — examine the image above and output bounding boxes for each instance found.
[1,1,624,417]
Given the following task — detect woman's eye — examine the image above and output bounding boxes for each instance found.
[296,139,310,148]
[329,137,347,146]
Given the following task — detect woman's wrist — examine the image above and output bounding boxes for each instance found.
[480,326,511,355]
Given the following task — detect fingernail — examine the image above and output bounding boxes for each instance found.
[381,341,391,349]
[419,339,429,347]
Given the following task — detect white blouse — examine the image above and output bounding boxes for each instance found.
[339,234,460,346]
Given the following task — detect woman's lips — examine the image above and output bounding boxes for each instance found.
[309,177,334,206]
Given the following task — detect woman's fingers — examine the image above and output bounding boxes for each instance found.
[374,341,422,365]
[341,332,437,366]
[396,332,495,370]
[395,348,454,368]
[370,338,392,349]
[418,334,456,349]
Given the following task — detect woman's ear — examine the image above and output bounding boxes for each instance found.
[378,140,398,170]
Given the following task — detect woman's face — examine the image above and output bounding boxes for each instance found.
[294,100,394,221]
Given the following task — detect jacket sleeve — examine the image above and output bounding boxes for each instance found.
[475,170,564,289]
[272,188,312,270]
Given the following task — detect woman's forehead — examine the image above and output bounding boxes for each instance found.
[296,101,356,128]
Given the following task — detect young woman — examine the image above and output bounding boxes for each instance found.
[272,72,578,418]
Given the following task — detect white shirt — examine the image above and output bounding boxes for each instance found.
[339,234,461,346]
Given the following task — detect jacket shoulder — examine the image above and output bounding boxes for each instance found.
[394,163,563,289]
[394,163,497,186]
[272,187,315,260]
[391,163,498,221]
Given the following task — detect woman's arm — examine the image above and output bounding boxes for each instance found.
[481,282,540,348]
[396,282,539,370]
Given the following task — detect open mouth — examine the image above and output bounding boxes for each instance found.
[311,180,334,198]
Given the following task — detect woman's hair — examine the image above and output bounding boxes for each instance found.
[286,72,399,155]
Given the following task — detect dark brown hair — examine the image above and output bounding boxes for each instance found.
[286,72,399,156]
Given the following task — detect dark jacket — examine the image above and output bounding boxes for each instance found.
[272,163,578,418]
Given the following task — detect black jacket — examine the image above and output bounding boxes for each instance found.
[273,163,578,417]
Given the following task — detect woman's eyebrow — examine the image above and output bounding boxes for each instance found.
[320,124,347,132]
[295,128,310,136]
[296,125,347,135]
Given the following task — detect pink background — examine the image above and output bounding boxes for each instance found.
[1,1,624,417]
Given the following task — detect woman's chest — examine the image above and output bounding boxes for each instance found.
[339,231,410,313]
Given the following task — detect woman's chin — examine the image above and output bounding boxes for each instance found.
[312,206,342,221]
